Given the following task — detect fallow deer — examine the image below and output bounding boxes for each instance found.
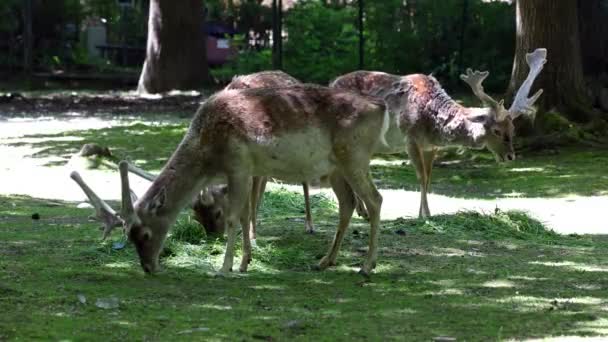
[205,71,319,243]
[330,48,547,218]
[73,84,390,276]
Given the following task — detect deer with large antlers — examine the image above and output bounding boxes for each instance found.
[72,84,389,276]
[330,48,547,218]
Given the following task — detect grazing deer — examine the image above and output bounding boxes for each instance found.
[73,84,389,276]
[330,48,546,218]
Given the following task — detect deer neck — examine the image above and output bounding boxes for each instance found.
[136,139,205,224]
[460,107,490,148]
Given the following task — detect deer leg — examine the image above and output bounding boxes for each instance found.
[249,176,267,246]
[406,142,429,218]
[302,182,315,233]
[317,172,356,270]
[239,178,253,272]
[421,148,437,217]
[220,173,250,274]
[344,168,382,277]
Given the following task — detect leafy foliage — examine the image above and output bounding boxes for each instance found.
[283,1,359,84]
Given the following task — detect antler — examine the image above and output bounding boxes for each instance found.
[70,171,123,240]
[119,161,139,229]
[460,69,502,108]
[508,48,547,119]
[127,162,157,182]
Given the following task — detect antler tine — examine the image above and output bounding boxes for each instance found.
[70,171,123,240]
[508,48,547,119]
[127,162,157,182]
[119,161,140,228]
[460,68,500,107]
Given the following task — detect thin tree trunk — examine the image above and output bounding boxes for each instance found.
[508,0,593,122]
[22,0,33,73]
[358,0,364,69]
[272,0,282,70]
[137,0,210,94]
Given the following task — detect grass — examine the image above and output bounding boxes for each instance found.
[371,147,608,198]
[2,110,608,340]
[7,120,608,198]
[6,122,188,170]
[2,192,608,341]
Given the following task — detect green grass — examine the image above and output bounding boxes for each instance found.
[3,113,608,340]
[6,122,188,170]
[372,147,608,198]
[2,193,608,341]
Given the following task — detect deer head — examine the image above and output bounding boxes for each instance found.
[459,48,546,162]
[119,161,173,274]
[191,185,228,235]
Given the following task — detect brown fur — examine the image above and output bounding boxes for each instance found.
[123,83,388,276]
[331,70,519,218]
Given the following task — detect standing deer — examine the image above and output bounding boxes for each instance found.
[73,84,389,276]
[330,48,547,218]
[203,71,319,243]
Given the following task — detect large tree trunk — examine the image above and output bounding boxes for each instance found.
[578,0,608,75]
[509,0,593,122]
[137,0,210,94]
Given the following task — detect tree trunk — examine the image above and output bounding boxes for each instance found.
[578,0,608,76]
[272,0,283,70]
[137,0,210,94]
[22,0,33,74]
[508,0,593,122]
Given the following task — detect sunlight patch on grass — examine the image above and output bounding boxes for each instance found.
[104,261,132,269]
[197,304,233,311]
[530,261,608,273]
[482,279,516,288]
[509,167,545,173]
[422,288,465,296]
[508,275,549,282]
[249,284,286,291]
[431,247,485,258]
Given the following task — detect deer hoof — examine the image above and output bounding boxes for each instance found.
[315,256,336,271]
[305,223,315,234]
[358,268,372,279]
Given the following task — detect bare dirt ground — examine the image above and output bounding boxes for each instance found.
[1,99,606,235]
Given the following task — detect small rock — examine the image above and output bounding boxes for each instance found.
[283,320,304,330]
[112,241,127,250]
[95,296,120,310]
[78,143,112,158]
[77,294,87,305]
[31,213,40,220]
[77,202,93,209]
